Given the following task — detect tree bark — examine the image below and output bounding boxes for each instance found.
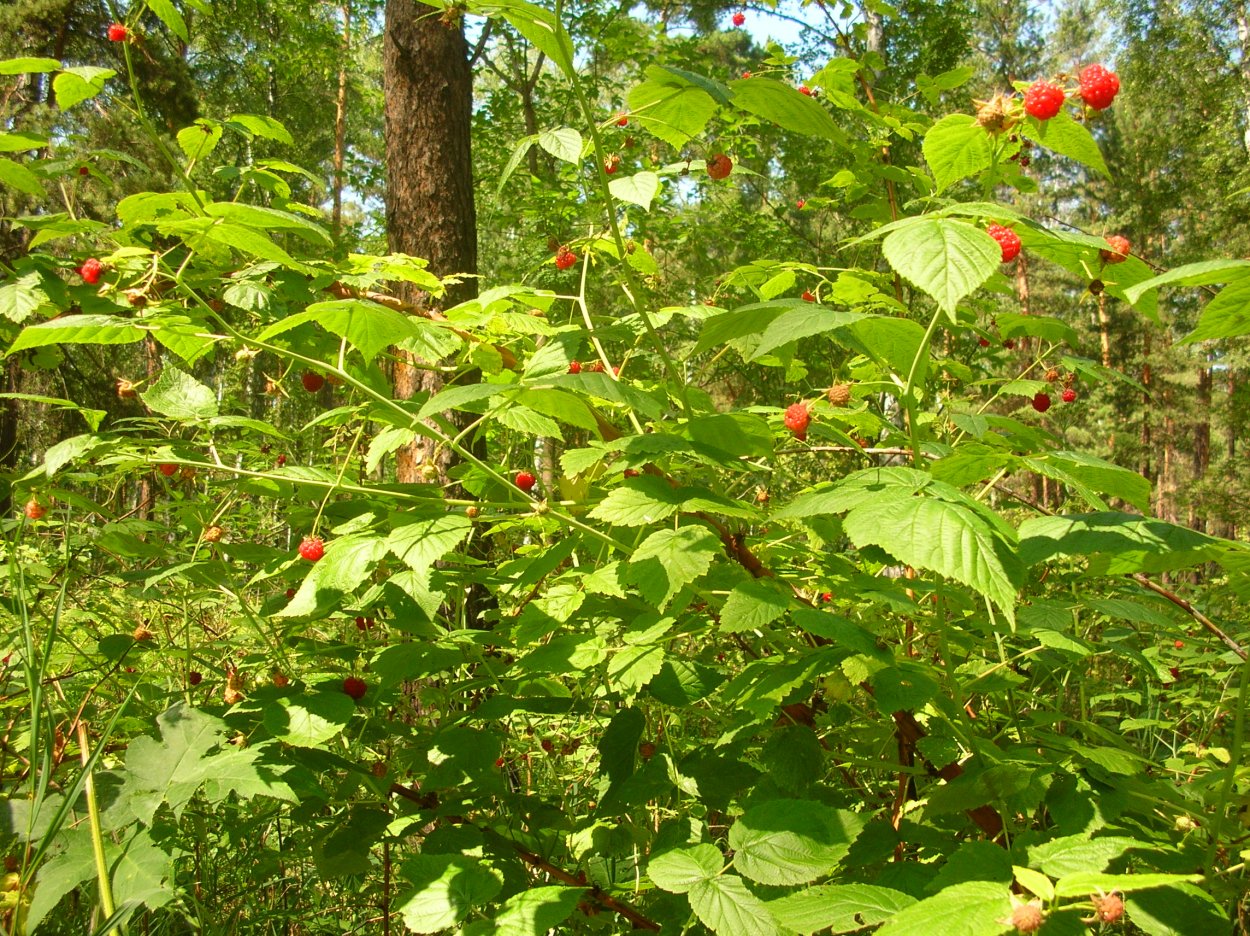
[383,0,478,484]
[332,0,351,238]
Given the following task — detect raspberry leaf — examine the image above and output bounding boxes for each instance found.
[923,114,994,191]
[1020,108,1110,178]
[882,217,1002,321]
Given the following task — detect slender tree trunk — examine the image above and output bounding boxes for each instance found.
[1238,5,1250,155]
[1140,333,1152,483]
[332,0,351,238]
[1096,291,1112,368]
[1191,364,1211,532]
[383,0,478,484]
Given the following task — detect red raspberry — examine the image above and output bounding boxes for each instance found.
[987,224,1022,263]
[78,165,90,176]
[616,114,628,127]
[820,592,833,602]
[798,85,813,95]
[741,70,752,79]
[276,454,287,467]
[706,153,733,180]
[623,468,640,478]
[515,471,536,492]
[301,372,325,393]
[1062,388,1077,403]
[79,258,104,284]
[802,290,816,302]
[588,361,605,373]
[1100,234,1130,264]
[978,337,990,347]
[1003,339,1017,350]
[298,535,325,562]
[188,670,203,686]
[1023,79,1065,120]
[1032,392,1051,413]
[23,498,45,520]
[158,463,178,477]
[604,155,621,175]
[342,676,367,700]
[1168,667,1180,682]
[107,23,128,42]
[285,588,296,600]
[732,11,745,25]
[1174,639,1184,649]
[783,402,810,440]
[555,248,577,270]
[568,361,581,374]
[1079,64,1120,110]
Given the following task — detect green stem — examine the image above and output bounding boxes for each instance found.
[902,305,944,466]
[1207,656,1250,869]
[76,721,120,935]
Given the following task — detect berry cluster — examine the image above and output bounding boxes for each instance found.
[987,224,1021,263]
[783,402,810,441]
[706,153,733,180]
[555,246,577,270]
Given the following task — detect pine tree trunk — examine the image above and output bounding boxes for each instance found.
[383,0,478,484]
[332,1,350,238]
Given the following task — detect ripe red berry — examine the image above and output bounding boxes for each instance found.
[188,670,203,686]
[1174,639,1184,649]
[741,70,752,79]
[978,337,991,347]
[798,85,813,95]
[1062,388,1077,403]
[276,454,287,467]
[783,402,810,440]
[1079,64,1120,110]
[107,23,128,42]
[1032,392,1052,413]
[623,468,640,478]
[796,198,805,209]
[285,588,296,600]
[79,258,103,284]
[541,738,555,753]
[342,676,367,700]
[1167,666,1180,682]
[604,154,621,175]
[1023,79,1065,120]
[802,290,816,302]
[301,372,325,393]
[588,361,605,373]
[616,114,628,127]
[78,165,89,176]
[732,11,745,25]
[298,535,325,562]
[23,498,45,520]
[1100,234,1130,264]
[1003,339,1017,350]
[987,223,1022,263]
[555,248,577,270]
[158,463,177,477]
[820,592,833,602]
[568,361,582,374]
[515,471,536,492]
[494,756,505,767]
[706,153,733,180]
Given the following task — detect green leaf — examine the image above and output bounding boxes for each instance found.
[205,221,307,270]
[728,77,847,145]
[598,706,645,787]
[146,0,189,40]
[875,881,1012,936]
[398,855,503,934]
[262,692,354,747]
[628,66,718,150]
[258,299,419,360]
[729,799,865,885]
[648,844,723,893]
[537,127,582,163]
[882,218,1002,319]
[1053,873,1202,899]
[225,113,294,144]
[688,873,780,936]
[1017,512,1225,574]
[1027,835,1139,878]
[0,57,62,74]
[0,131,49,153]
[0,157,43,196]
[1021,108,1110,178]
[1024,451,1151,514]
[1179,278,1250,343]
[1123,260,1250,305]
[0,272,47,323]
[720,579,790,633]
[607,644,665,696]
[923,113,994,191]
[588,476,683,526]
[685,412,774,461]
[483,886,584,936]
[280,534,389,617]
[490,0,575,79]
[111,828,177,912]
[141,366,219,420]
[1125,883,1231,936]
[843,495,1021,624]
[628,526,721,609]
[766,884,917,935]
[749,306,868,360]
[205,201,331,246]
[53,67,115,110]
[27,829,97,931]
[609,170,660,211]
[387,515,473,581]
[122,703,232,825]
[9,315,146,354]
